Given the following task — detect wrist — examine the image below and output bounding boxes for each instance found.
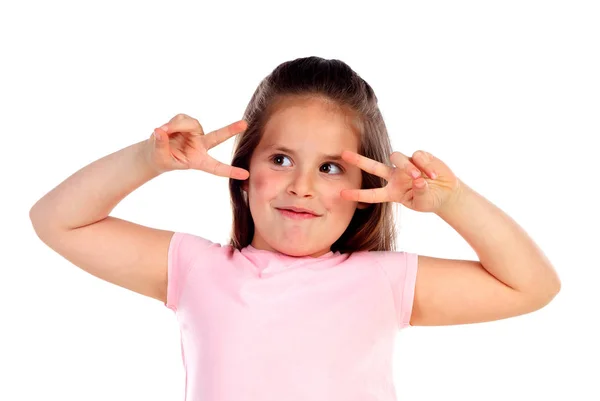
[436,178,469,218]
[136,139,166,177]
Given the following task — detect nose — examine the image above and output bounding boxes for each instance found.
[287,169,315,198]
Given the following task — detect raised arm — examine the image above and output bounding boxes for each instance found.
[29,114,249,303]
[29,137,174,303]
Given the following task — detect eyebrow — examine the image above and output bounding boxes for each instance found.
[267,145,344,161]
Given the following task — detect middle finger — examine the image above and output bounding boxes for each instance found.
[204,120,248,149]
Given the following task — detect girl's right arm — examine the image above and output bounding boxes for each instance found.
[29,114,249,304]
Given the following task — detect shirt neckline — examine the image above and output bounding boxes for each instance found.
[242,244,335,260]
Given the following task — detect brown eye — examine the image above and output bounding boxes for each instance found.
[271,154,291,166]
[321,162,343,174]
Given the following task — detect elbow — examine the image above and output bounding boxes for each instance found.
[519,274,561,310]
[532,281,561,309]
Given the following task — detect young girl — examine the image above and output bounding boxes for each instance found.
[30,56,561,401]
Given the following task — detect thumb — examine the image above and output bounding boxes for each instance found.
[154,128,167,144]
[413,177,428,195]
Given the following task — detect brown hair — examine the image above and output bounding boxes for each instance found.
[228,56,399,254]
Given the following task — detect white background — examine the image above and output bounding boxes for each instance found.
[3,1,598,400]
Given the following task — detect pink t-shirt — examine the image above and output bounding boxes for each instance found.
[165,232,418,401]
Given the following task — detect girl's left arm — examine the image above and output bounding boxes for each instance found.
[435,179,561,299]
[340,149,561,326]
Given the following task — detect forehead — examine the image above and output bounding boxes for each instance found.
[258,97,361,153]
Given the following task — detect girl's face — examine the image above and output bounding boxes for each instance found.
[243,97,368,257]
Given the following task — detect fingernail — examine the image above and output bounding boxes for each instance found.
[160,125,169,132]
[411,170,421,179]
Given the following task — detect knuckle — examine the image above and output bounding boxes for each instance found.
[416,150,429,160]
[193,118,203,131]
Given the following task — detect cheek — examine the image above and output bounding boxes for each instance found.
[250,169,279,197]
[322,180,354,208]
[328,172,362,208]
[254,173,269,192]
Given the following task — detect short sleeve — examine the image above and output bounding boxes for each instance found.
[374,251,419,330]
[165,232,216,312]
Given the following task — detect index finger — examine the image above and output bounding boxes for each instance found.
[197,155,250,180]
[341,150,393,179]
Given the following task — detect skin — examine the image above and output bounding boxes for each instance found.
[242,97,369,258]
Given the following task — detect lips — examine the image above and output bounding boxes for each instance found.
[277,206,319,216]
[277,208,320,220]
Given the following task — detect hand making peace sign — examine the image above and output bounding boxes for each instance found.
[340,150,464,214]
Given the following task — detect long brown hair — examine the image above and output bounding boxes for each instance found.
[228,56,399,254]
